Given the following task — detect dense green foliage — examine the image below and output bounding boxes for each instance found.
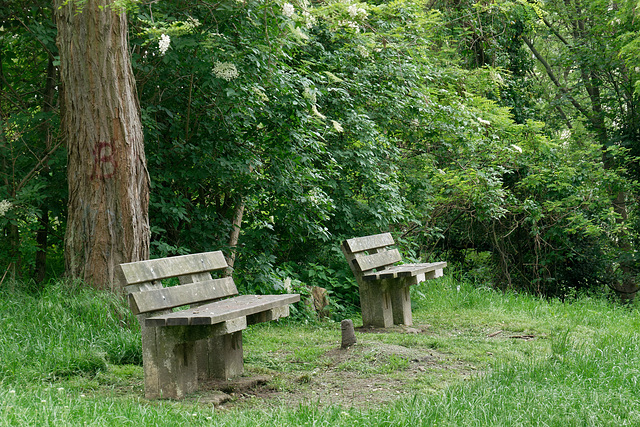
[3,0,640,302]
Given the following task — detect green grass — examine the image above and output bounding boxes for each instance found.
[1,276,640,425]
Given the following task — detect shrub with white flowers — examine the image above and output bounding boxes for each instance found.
[282,3,295,18]
[158,34,170,55]
[302,10,316,29]
[0,200,12,217]
[347,4,367,20]
[213,61,239,81]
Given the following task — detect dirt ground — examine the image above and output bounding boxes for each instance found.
[191,325,481,410]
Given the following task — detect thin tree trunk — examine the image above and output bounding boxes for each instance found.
[55,0,150,290]
[224,197,245,277]
[35,50,58,284]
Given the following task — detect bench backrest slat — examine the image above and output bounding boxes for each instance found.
[128,277,238,315]
[119,251,228,285]
[353,248,402,272]
[342,232,395,254]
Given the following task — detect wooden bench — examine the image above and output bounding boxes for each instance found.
[118,251,300,399]
[341,233,446,328]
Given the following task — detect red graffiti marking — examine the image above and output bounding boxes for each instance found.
[91,141,118,180]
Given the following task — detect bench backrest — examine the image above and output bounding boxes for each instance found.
[118,251,238,315]
[341,232,401,274]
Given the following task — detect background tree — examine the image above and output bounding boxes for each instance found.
[4,0,640,309]
[55,0,149,290]
[1,1,65,284]
[515,0,640,299]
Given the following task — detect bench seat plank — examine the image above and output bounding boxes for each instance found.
[362,261,448,281]
[146,294,301,327]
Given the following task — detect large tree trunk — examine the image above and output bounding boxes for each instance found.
[55,0,149,290]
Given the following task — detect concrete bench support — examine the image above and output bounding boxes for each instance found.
[119,251,299,399]
[341,233,446,328]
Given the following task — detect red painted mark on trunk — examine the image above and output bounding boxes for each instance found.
[91,141,118,180]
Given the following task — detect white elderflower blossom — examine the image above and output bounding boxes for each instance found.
[0,200,12,216]
[356,44,369,58]
[184,17,201,31]
[282,3,295,18]
[347,4,367,20]
[331,120,344,132]
[303,87,317,104]
[311,104,326,119]
[252,86,269,102]
[302,11,316,29]
[213,61,239,81]
[158,34,170,55]
[339,20,360,31]
[291,26,310,40]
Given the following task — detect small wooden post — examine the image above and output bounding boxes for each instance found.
[341,319,356,348]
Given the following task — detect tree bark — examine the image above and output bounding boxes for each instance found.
[224,197,245,277]
[55,0,149,290]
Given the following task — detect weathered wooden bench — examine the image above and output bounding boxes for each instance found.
[118,251,300,399]
[341,232,446,328]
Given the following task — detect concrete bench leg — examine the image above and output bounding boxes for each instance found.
[142,326,198,399]
[389,278,413,326]
[359,280,394,328]
[197,331,244,380]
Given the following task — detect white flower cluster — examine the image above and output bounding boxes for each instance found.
[213,61,239,81]
[252,86,269,102]
[311,104,326,119]
[158,34,170,55]
[282,3,295,18]
[339,20,360,32]
[331,120,344,133]
[347,4,367,20]
[184,17,201,31]
[303,87,317,104]
[302,10,316,29]
[356,44,369,58]
[0,200,13,217]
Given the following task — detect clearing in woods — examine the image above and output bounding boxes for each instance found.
[179,322,541,409]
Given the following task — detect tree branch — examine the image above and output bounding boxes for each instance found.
[522,36,590,118]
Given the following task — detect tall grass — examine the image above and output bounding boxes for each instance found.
[0,280,140,383]
[1,277,640,425]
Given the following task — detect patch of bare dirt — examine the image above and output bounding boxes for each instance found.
[189,326,480,409]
